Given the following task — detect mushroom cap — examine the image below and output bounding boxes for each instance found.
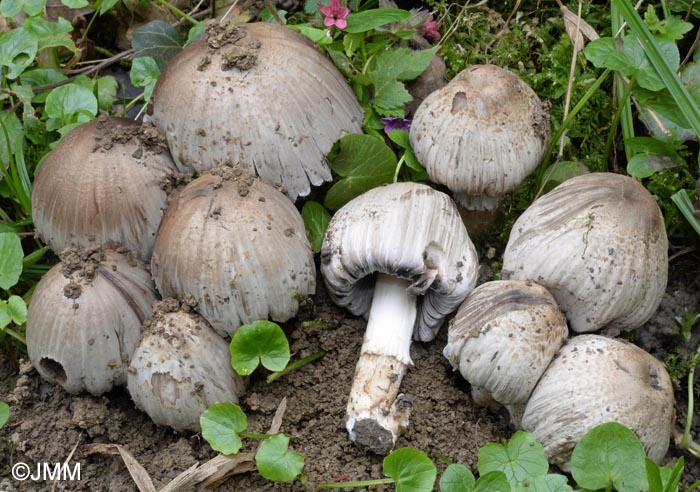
[320,182,479,342]
[127,299,246,431]
[520,334,674,470]
[151,22,363,202]
[409,65,550,210]
[32,116,179,261]
[151,166,316,337]
[444,280,568,406]
[502,172,668,333]
[26,248,158,395]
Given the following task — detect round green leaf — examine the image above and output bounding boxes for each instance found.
[200,402,247,455]
[440,464,475,492]
[229,321,290,375]
[7,295,27,325]
[255,434,304,482]
[477,431,548,486]
[44,84,97,131]
[515,475,573,492]
[0,232,23,290]
[0,402,8,428]
[384,448,437,492]
[0,27,38,80]
[474,471,512,492]
[570,422,647,492]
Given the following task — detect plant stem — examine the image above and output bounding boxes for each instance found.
[152,0,199,24]
[267,350,326,383]
[604,77,636,168]
[4,328,26,345]
[239,431,274,439]
[315,478,395,490]
[393,153,406,183]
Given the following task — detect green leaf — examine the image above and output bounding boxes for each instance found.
[324,134,396,210]
[256,434,304,482]
[625,136,682,178]
[384,448,437,492]
[130,56,160,102]
[98,0,119,15]
[345,8,412,33]
[9,83,42,144]
[185,22,205,48]
[671,189,700,236]
[646,459,663,492]
[0,111,23,166]
[570,422,648,492]
[634,87,691,129]
[477,432,548,486]
[200,402,247,455]
[474,471,511,492]
[1,0,45,17]
[660,457,683,492]
[61,0,88,7]
[20,68,67,103]
[304,0,318,14]
[404,150,427,181]
[229,320,290,375]
[6,295,27,325]
[259,7,287,23]
[514,475,573,492]
[0,28,38,80]
[542,161,590,193]
[440,464,475,492]
[22,17,78,55]
[644,6,693,41]
[290,25,332,44]
[73,75,118,111]
[0,232,23,290]
[388,129,410,149]
[132,20,183,71]
[44,84,97,132]
[0,402,8,428]
[301,201,331,254]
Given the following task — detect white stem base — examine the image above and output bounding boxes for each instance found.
[346,274,417,454]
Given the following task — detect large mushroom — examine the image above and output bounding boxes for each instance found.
[151,21,363,201]
[502,172,668,333]
[26,247,158,395]
[32,115,179,261]
[518,334,675,470]
[321,182,479,453]
[151,165,315,338]
[409,64,550,212]
[443,280,568,409]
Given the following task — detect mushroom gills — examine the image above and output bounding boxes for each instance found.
[346,273,416,454]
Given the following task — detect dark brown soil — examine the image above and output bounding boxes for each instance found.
[1,256,699,492]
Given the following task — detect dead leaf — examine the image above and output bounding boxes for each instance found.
[560,5,599,52]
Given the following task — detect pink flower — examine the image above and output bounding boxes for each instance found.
[320,0,350,30]
[421,14,442,41]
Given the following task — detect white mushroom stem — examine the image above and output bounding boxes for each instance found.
[346,273,417,454]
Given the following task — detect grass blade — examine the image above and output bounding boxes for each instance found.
[671,189,700,236]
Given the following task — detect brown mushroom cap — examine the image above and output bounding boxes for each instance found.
[32,116,179,261]
[502,172,668,333]
[409,65,550,211]
[321,182,479,341]
[151,22,363,202]
[151,166,316,337]
[520,335,674,470]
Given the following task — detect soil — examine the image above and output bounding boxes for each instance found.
[1,255,699,492]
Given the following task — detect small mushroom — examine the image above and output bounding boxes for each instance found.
[127,298,246,431]
[444,280,568,408]
[32,116,179,261]
[26,247,158,395]
[502,172,668,333]
[151,165,315,338]
[518,334,675,470]
[409,64,550,211]
[151,21,363,201]
[321,182,479,453]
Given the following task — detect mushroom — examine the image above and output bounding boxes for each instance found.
[127,298,246,431]
[151,165,315,338]
[518,334,675,470]
[26,247,158,395]
[502,172,668,333]
[409,64,550,211]
[32,115,180,261]
[443,280,568,409]
[151,21,363,201]
[321,182,479,453]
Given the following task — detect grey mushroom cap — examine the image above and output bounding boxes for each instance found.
[32,116,179,262]
[127,299,246,432]
[151,22,363,202]
[26,248,158,395]
[520,335,674,471]
[320,182,479,341]
[502,172,668,333]
[444,280,568,407]
[409,64,550,211]
[151,166,316,338]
